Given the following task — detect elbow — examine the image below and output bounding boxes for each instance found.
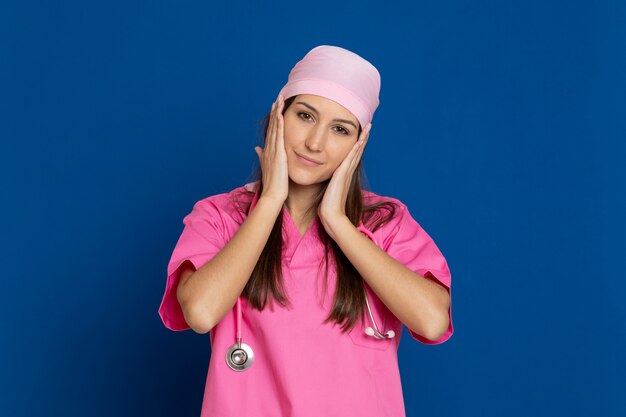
[183,304,215,335]
[428,316,449,341]
[177,285,215,335]
[423,310,450,342]
[410,307,449,342]
[426,290,451,341]
[190,322,213,335]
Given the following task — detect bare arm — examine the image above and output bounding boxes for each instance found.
[323,216,450,341]
[178,93,288,334]
[176,196,283,334]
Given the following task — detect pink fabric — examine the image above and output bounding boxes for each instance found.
[158,181,453,417]
[278,45,381,130]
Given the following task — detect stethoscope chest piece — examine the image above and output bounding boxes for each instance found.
[225,339,254,371]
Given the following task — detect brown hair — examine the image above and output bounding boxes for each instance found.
[230,95,400,333]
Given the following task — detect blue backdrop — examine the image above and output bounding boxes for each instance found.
[3,1,625,416]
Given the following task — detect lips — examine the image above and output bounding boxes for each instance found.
[294,151,323,165]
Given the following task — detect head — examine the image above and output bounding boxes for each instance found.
[261,45,380,203]
[281,93,363,188]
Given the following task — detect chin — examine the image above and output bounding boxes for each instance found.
[288,169,325,187]
[288,174,319,187]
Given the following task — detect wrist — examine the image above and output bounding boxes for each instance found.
[256,195,285,214]
[321,215,353,241]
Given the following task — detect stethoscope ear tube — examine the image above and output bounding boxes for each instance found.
[357,222,396,340]
[364,289,395,339]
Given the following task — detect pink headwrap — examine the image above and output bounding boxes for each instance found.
[278,45,381,130]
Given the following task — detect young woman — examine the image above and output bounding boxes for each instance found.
[158,45,453,417]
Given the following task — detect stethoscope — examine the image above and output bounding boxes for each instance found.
[225,191,395,372]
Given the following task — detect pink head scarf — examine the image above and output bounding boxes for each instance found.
[278,45,381,130]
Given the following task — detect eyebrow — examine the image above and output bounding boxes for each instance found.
[294,101,358,130]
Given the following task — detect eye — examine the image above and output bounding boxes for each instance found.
[335,126,350,135]
[297,112,350,135]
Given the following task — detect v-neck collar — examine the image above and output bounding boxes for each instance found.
[281,205,323,270]
[282,205,319,239]
[244,181,320,240]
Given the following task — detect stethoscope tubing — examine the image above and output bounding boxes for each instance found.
[226,189,393,371]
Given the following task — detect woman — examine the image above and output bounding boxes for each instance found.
[158,45,453,417]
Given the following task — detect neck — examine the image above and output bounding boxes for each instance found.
[284,179,322,223]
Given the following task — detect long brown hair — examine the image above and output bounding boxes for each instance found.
[230,95,400,333]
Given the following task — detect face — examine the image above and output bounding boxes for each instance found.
[281,94,361,187]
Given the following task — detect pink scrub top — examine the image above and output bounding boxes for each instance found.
[158,181,454,417]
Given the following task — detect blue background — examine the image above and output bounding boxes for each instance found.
[3,1,625,416]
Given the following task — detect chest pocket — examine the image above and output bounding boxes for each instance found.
[348,322,395,351]
[346,223,402,351]
[347,290,399,351]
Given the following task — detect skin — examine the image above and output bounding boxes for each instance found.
[253,93,451,341]
[176,93,450,340]
[259,93,367,233]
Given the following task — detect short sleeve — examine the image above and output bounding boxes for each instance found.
[158,199,229,331]
[382,203,454,345]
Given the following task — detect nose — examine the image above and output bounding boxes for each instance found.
[304,125,326,152]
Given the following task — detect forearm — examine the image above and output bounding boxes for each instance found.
[325,217,450,341]
[179,196,283,332]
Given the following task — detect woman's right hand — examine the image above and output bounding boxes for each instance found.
[255,94,289,205]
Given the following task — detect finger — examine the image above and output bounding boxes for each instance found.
[360,123,371,144]
[276,99,285,152]
[355,126,370,162]
[348,125,370,172]
[347,142,363,174]
[357,124,370,155]
[272,96,284,157]
[270,99,282,150]
[266,101,276,154]
[355,124,371,158]
[269,97,283,155]
[333,140,360,179]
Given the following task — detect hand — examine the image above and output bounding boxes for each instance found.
[318,122,372,231]
[255,94,289,205]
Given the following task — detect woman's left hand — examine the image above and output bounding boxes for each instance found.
[318,122,371,233]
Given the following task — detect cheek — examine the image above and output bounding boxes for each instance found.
[332,142,356,163]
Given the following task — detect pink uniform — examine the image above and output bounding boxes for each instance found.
[158,181,454,417]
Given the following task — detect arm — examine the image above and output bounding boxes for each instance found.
[324,217,451,342]
[176,196,283,334]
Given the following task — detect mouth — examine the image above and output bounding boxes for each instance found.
[294,151,323,166]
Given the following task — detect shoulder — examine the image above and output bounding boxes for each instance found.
[189,181,257,224]
[361,188,408,209]
[360,190,434,253]
[360,188,410,230]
